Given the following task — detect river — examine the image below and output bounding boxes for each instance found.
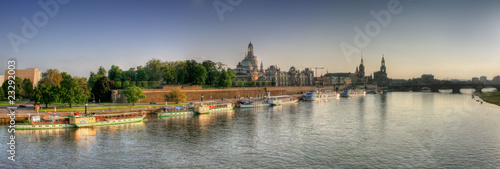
[2,92,500,168]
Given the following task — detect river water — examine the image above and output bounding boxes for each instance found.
[2,92,500,168]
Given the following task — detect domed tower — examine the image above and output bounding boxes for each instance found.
[358,55,365,78]
[248,41,253,54]
[380,55,386,73]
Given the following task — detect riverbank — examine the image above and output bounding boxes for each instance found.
[478,92,500,106]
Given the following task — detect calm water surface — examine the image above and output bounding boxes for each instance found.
[2,92,500,168]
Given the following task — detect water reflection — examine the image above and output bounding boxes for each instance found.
[4,93,500,168]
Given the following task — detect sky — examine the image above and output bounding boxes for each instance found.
[0,0,499,80]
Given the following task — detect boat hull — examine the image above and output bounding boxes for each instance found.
[15,123,75,130]
[195,106,234,114]
[157,111,194,117]
[75,116,146,128]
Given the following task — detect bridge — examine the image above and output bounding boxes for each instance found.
[389,83,500,93]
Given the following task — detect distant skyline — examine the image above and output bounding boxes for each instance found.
[0,0,499,80]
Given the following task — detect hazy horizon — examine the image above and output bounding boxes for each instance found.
[1,0,499,80]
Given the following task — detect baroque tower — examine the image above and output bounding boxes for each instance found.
[380,55,386,73]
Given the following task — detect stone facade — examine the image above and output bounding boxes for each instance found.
[233,42,314,86]
[4,68,42,88]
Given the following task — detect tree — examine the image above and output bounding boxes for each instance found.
[175,61,187,84]
[144,59,163,81]
[136,66,149,81]
[162,62,176,84]
[122,86,147,106]
[108,65,124,82]
[74,77,91,104]
[227,68,236,81]
[21,78,34,99]
[218,69,232,88]
[0,87,3,101]
[91,76,111,102]
[60,72,89,108]
[124,69,136,81]
[39,69,62,87]
[2,77,22,99]
[193,64,207,85]
[97,66,107,77]
[202,60,219,85]
[33,84,59,108]
[165,88,187,104]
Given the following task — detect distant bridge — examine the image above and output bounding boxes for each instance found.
[389,84,500,93]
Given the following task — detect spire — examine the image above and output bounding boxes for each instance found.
[361,54,364,64]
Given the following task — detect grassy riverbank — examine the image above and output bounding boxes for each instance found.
[37,103,188,112]
[478,92,500,106]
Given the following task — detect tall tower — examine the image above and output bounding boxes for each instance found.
[248,41,253,54]
[380,55,386,73]
[358,54,365,78]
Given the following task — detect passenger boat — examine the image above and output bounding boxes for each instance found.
[237,100,271,108]
[70,111,147,128]
[340,89,366,97]
[158,105,193,117]
[193,102,234,114]
[15,115,75,130]
[303,90,340,101]
[268,95,298,106]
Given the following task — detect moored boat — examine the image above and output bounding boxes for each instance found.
[15,115,75,130]
[158,105,193,117]
[70,111,147,128]
[268,95,298,106]
[194,102,234,114]
[303,90,340,101]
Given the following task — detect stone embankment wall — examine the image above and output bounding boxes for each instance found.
[112,86,335,103]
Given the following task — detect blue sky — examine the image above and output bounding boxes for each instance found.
[0,0,499,80]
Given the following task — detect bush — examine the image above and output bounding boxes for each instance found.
[148,81,161,88]
[251,81,257,87]
[130,81,136,86]
[123,81,130,88]
[165,88,187,104]
[141,81,149,88]
[113,81,122,89]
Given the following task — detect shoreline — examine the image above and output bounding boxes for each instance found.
[477,91,500,106]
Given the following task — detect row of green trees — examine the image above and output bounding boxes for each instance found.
[87,59,236,102]
[1,58,238,107]
[1,69,91,108]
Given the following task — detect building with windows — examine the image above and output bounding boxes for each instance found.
[233,42,314,86]
[3,68,42,88]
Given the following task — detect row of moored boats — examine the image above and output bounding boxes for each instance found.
[15,89,366,130]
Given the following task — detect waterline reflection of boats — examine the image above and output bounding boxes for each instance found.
[340,89,366,97]
[237,100,271,108]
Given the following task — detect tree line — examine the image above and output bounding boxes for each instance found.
[0,59,236,107]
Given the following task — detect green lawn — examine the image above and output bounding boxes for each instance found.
[0,101,13,105]
[36,103,188,112]
[478,92,500,106]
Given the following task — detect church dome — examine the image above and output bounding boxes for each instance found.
[241,59,252,70]
[289,66,296,72]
